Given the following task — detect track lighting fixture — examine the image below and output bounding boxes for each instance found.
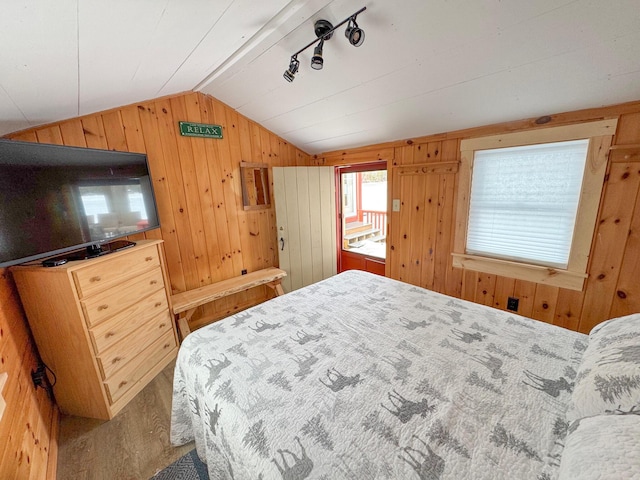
[283,56,299,82]
[345,18,365,47]
[283,6,366,82]
[311,40,324,70]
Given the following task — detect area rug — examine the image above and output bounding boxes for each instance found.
[152,449,209,480]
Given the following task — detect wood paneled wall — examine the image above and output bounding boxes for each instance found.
[318,100,640,334]
[0,91,310,476]
[8,91,311,327]
[0,269,58,478]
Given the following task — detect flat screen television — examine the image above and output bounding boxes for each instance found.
[0,138,160,268]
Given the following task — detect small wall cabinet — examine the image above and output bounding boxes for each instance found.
[240,161,271,210]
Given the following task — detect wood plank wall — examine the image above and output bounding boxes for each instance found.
[0,91,310,477]
[7,91,311,327]
[0,269,58,479]
[318,100,640,334]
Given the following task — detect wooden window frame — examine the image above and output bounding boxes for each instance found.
[240,161,271,211]
[452,119,618,291]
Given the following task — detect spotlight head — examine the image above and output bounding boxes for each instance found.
[345,18,364,47]
[283,56,299,82]
[311,40,324,70]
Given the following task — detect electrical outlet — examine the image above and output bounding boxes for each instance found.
[30,363,55,401]
[31,363,47,389]
[507,296,519,312]
[392,199,401,212]
[241,269,247,275]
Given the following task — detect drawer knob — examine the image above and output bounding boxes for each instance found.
[98,304,109,311]
[159,323,166,328]
[119,381,127,388]
[90,276,101,283]
[164,343,171,349]
[154,302,162,307]
[150,280,158,285]
[112,357,122,364]
[145,256,153,262]
[105,332,115,338]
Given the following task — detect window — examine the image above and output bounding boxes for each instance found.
[342,172,357,218]
[467,139,589,268]
[452,119,617,291]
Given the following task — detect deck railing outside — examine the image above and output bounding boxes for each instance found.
[361,210,387,238]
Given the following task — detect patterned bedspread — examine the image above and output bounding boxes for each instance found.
[171,271,587,480]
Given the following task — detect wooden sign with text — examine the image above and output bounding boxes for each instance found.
[178,121,223,139]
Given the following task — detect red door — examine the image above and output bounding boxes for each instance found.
[336,162,387,276]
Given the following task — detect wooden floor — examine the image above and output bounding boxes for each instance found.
[56,360,193,479]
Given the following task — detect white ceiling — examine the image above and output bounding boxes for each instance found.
[1,0,639,154]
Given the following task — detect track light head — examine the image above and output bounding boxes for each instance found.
[283,56,299,82]
[345,18,365,47]
[311,40,324,70]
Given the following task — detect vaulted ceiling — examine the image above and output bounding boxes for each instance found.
[2,0,639,154]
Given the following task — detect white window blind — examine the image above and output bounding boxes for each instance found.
[466,139,589,269]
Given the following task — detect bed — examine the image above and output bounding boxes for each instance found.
[171,270,640,480]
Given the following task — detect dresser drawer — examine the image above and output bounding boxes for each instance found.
[73,245,160,298]
[89,289,170,354]
[96,310,173,379]
[81,268,165,327]
[104,330,177,404]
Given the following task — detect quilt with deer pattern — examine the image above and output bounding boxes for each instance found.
[171,270,590,480]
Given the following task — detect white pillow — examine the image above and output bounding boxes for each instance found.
[557,414,640,480]
[567,313,640,422]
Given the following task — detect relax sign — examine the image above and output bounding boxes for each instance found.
[178,121,223,139]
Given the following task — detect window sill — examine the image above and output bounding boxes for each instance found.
[451,253,587,291]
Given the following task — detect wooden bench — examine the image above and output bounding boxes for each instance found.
[171,267,287,341]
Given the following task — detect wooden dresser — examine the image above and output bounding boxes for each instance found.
[12,240,178,420]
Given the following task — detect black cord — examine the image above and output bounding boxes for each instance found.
[32,359,57,402]
[43,361,57,387]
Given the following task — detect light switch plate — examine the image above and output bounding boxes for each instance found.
[392,199,401,212]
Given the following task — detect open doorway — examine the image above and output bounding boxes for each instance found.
[337,161,387,275]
